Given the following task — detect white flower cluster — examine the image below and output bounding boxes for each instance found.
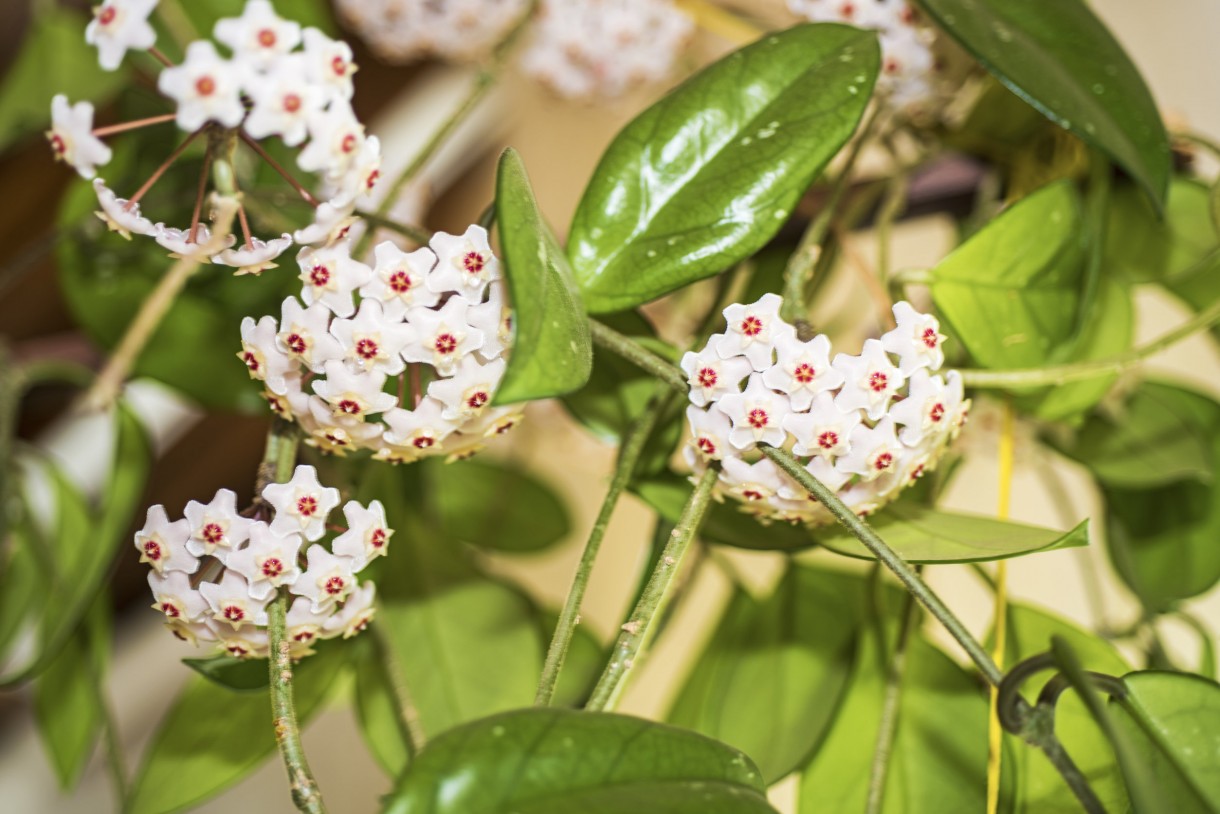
[682,294,969,525]
[522,0,694,99]
[788,0,939,110]
[53,0,379,274]
[238,225,522,461]
[135,466,389,659]
[333,0,529,63]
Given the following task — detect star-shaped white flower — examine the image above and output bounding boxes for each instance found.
[783,391,863,459]
[93,178,155,239]
[158,40,246,131]
[683,403,734,469]
[285,595,331,655]
[199,571,271,631]
[717,372,792,450]
[334,135,382,203]
[47,96,111,179]
[244,55,327,146]
[719,456,787,505]
[427,225,501,300]
[214,0,302,69]
[330,298,414,376]
[224,524,305,601]
[402,296,484,376]
[298,101,367,178]
[276,296,342,372]
[262,464,342,541]
[298,393,386,455]
[382,397,459,454]
[293,197,359,246]
[835,416,905,483]
[312,360,398,419]
[323,581,377,639]
[887,369,960,447]
[762,331,844,411]
[147,570,209,624]
[717,293,786,371]
[238,315,298,395]
[361,242,440,319]
[302,27,357,103]
[777,455,850,501]
[134,505,198,575]
[332,500,393,571]
[86,0,158,71]
[183,488,253,558]
[881,301,946,374]
[154,223,235,259]
[427,355,506,421]
[681,336,753,407]
[832,339,906,421]
[216,627,270,659]
[292,545,358,613]
[467,282,513,362]
[213,233,294,275]
[297,243,373,317]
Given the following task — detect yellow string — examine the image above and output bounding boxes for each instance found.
[675,0,764,45]
[987,399,1015,814]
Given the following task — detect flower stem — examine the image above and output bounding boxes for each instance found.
[535,383,671,706]
[759,444,1005,686]
[958,297,1220,388]
[78,197,239,411]
[127,126,204,207]
[588,320,688,395]
[865,585,919,814]
[987,399,1015,814]
[240,131,320,207]
[92,113,178,138]
[586,467,718,712]
[352,209,434,245]
[781,105,882,326]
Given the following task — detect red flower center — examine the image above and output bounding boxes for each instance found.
[366,169,380,190]
[355,338,379,360]
[413,435,435,449]
[388,270,411,293]
[331,55,348,76]
[696,437,717,456]
[697,367,718,388]
[462,252,486,274]
[226,643,250,657]
[884,58,901,76]
[874,452,894,471]
[839,2,855,19]
[929,402,946,423]
[98,5,117,26]
[818,431,839,449]
[202,523,225,545]
[910,464,926,481]
[466,391,489,410]
[494,420,516,435]
[324,576,346,595]
[143,540,162,560]
[337,399,362,415]
[242,350,261,372]
[49,134,67,156]
[868,371,889,392]
[258,28,277,47]
[309,264,330,287]
[747,408,769,429]
[341,133,358,154]
[297,495,319,517]
[740,315,763,337]
[283,93,302,113]
[223,605,245,622]
[286,333,307,354]
[434,333,458,354]
[371,528,387,548]
[195,76,216,96]
[160,601,180,618]
[262,558,284,578]
[294,629,316,643]
[793,363,816,384]
[922,327,939,349]
[742,489,765,501]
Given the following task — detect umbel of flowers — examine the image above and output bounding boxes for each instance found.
[683,295,969,525]
[238,225,522,461]
[48,0,380,273]
[135,465,390,659]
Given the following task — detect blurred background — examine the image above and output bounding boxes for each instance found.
[0,0,1218,811]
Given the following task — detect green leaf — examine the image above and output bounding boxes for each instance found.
[930,181,1088,371]
[799,619,992,812]
[916,0,1171,207]
[353,635,413,778]
[0,521,47,659]
[493,148,592,404]
[33,595,110,789]
[127,643,346,814]
[1061,380,1220,489]
[428,457,571,553]
[1022,275,1133,422]
[1111,671,1220,812]
[0,8,128,152]
[383,708,777,814]
[998,604,1131,814]
[634,474,812,552]
[1105,178,1218,284]
[568,24,878,312]
[669,566,862,782]
[814,503,1088,564]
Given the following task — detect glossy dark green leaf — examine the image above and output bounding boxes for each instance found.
[998,604,1131,814]
[0,8,128,152]
[1111,671,1220,812]
[428,457,570,553]
[183,653,279,692]
[1062,381,1220,489]
[353,635,413,778]
[669,566,862,781]
[383,709,777,814]
[634,474,812,552]
[363,466,543,737]
[916,0,1170,207]
[814,503,1088,563]
[931,181,1087,371]
[568,24,879,312]
[127,643,345,814]
[1105,179,1218,284]
[799,620,992,812]
[493,148,592,404]
[33,596,109,789]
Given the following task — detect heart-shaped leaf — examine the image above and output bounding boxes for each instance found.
[916,0,1170,207]
[568,24,878,313]
[382,708,777,814]
[494,148,592,404]
[814,503,1088,563]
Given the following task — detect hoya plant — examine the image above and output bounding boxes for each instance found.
[0,0,1217,812]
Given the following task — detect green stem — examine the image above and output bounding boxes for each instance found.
[958,297,1220,389]
[780,105,882,325]
[371,624,427,757]
[888,267,932,290]
[586,467,718,711]
[86,643,129,807]
[258,422,326,814]
[588,320,687,394]
[866,585,919,814]
[536,384,671,705]
[758,444,1004,686]
[355,210,434,245]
